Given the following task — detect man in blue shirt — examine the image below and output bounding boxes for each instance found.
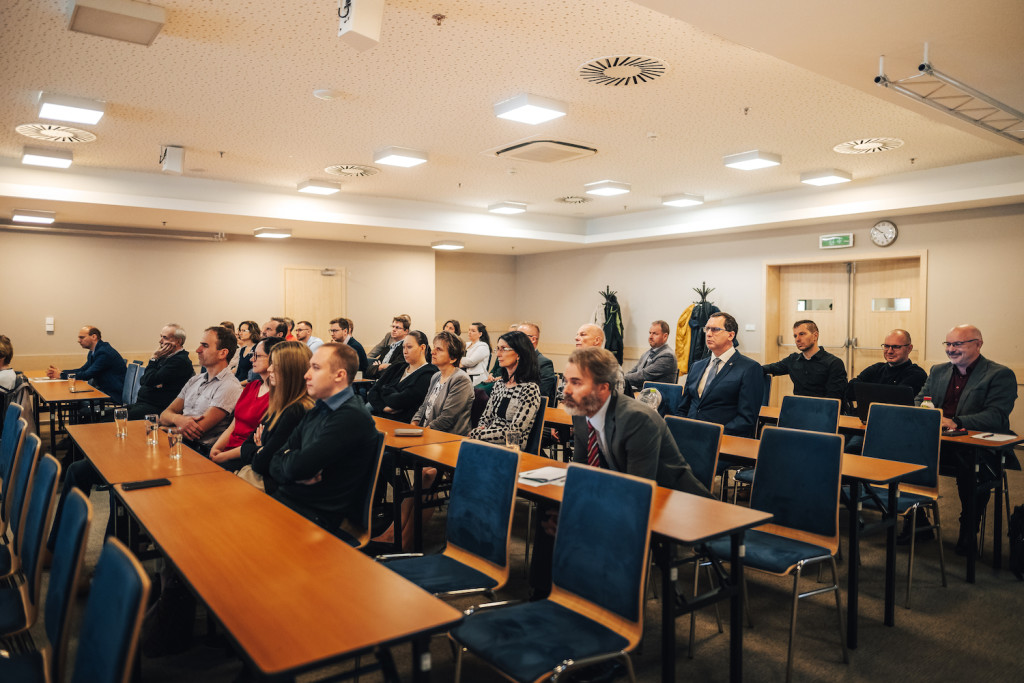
[47,325,126,398]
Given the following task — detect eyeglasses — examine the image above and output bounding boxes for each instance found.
[881,344,908,350]
[702,326,726,335]
[496,346,514,354]
[943,339,979,348]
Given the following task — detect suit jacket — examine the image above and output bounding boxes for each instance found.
[346,336,368,373]
[136,349,195,412]
[916,356,1017,433]
[61,339,127,398]
[677,351,763,437]
[572,393,710,497]
[537,351,557,404]
[624,344,676,391]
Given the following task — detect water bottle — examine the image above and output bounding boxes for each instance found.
[638,387,662,410]
[920,396,934,409]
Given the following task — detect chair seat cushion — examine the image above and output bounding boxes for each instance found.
[385,554,498,595]
[451,600,629,683]
[0,584,29,635]
[707,529,831,574]
[734,468,754,484]
[860,485,936,514]
[0,649,46,681]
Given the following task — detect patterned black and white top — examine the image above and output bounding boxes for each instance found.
[468,380,542,445]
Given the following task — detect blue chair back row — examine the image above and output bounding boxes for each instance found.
[46,489,94,681]
[665,415,722,491]
[778,395,840,434]
[523,396,548,456]
[643,381,683,417]
[863,403,942,489]
[447,441,520,568]
[1,405,27,520]
[7,433,42,557]
[15,454,62,624]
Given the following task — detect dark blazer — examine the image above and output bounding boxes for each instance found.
[537,351,557,404]
[916,356,1017,433]
[61,339,127,397]
[677,351,764,437]
[347,336,368,373]
[366,362,439,423]
[572,393,710,497]
[624,344,677,391]
[136,349,194,412]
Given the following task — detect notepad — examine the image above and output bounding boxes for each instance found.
[518,466,567,487]
[974,433,1017,442]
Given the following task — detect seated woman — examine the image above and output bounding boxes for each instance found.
[210,337,284,470]
[366,330,438,423]
[468,330,542,445]
[443,319,461,336]
[460,321,491,387]
[238,341,314,494]
[234,320,260,383]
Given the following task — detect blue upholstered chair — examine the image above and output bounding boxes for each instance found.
[642,381,683,417]
[860,403,945,608]
[0,454,60,638]
[761,373,773,407]
[523,397,548,457]
[450,464,655,683]
[1,407,28,531]
[0,489,92,682]
[69,538,151,683]
[706,427,847,682]
[381,440,519,597]
[334,431,386,549]
[118,363,141,407]
[0,433,42,578]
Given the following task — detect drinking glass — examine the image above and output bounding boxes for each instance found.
[504,430,521,453]
[166,427,182,460]
[145,414,160,445]
[67,373,76,392]
[114,408,128,438]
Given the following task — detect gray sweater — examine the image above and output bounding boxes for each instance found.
[412,369,475,436]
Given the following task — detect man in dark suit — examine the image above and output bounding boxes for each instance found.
[128,323,195,419]
[46,325,127,397]
[677,312,764,437]
[329,317,367,373]
[916,324,1018,554]
[518,322,557,404]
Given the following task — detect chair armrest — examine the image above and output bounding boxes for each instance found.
[463,599,523,616]
[374,553,424,562]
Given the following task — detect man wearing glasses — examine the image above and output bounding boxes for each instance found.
[916,324,1018,555]
[846,329,927,400]
[676,312,764,437]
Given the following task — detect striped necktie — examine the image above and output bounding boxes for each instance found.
[586,421,602,468]
[700,358,721,397]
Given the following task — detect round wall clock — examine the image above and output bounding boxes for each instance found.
[870,220,898,247]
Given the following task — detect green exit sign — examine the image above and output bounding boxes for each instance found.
[820,233,854,249]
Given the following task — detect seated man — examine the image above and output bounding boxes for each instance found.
[328,317,367,373]
[845,328,927,406]
[128,323,195,419]
[556,324,624,401]
[160,326,242,454]
[262,318,288,340]
[518,322,557,404]
[624,320,677,393]
[267,343,378,533]
[677,312,764,438]
[47,325,127,398]
[293,320,324,352]
[365,315,409,379]
[762,319,847,399]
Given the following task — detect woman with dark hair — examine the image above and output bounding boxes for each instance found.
[443,319,461,336]
[468,330,542,444]
[460,321,491,387]
[234,320,261,382]
[367,329,438,423]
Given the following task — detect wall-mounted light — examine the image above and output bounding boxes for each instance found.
[431,240,465,250]
[12,209,57,224]
[22,146,73,168]
[38,92,106,125]
[373,146,428,167]
[253,227,292,239]
[661,193,704,207]
[488,201,527,214]
[723,150,781,170]
[800,169,852,186]
[493,93,567,125]
[584,180,631,196]
[297,180,341,195]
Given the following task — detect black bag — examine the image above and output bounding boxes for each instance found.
[1008,504,1024,581]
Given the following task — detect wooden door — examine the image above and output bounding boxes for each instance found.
[849,257,923,376]
[283,267,346,341]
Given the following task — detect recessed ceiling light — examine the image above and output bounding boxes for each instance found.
[373,146,428,167]
[12,209,57,224]
[488,201,527,214]
[431,240,465,250]
[22,146,73,168]
[493,93,567,125]
[662,193,704,208]
[38,92,106,125]
[800,169,853,186]
[68,0,166,46]
[584,180,631,197]
[723,150,781,170]
[297,180,341,195]
[253,227,291,239]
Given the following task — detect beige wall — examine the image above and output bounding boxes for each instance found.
[433,251,518,340]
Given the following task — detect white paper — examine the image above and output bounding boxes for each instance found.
[975,433,1017,442]
[518,466,568,486]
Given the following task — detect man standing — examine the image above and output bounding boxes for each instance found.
[365,316,409,378]
[916,324,1018,554]
[518,322,557,403]
[268,343,378,532]
[129,323,195,419]
[47,325,126,398]
[160,326,242,453]
[328,317,367,373]
[293,320,324,352]
[624,320,677,393]
[677,312,764,437]
[762,319,847,399]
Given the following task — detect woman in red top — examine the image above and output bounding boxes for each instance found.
[210,337,284,470]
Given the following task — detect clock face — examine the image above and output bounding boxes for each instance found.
[870,220,898,247]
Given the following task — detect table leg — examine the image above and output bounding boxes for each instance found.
[884,483,897,627]
[729,531,745,683]
[993,453,1005,570]
[658,540,675,683]
[846,481,860,650]
[390,449,404,553]
[411,637,432,683]
[967,463,978,583]
[412,462,424,553]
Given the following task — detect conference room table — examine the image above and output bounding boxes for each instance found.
[26,371,110,456]
[68,420,464,682]
[718,434,924,650]
[403,440,772,683]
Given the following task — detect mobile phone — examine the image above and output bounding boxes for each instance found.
[394,428,424,437]
[122,478,172,491]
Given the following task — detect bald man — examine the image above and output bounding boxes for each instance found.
[559,324,625,397]
[916,324,1018,555]
[47,325,126,398]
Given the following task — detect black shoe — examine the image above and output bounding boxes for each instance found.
[568,660,626,683]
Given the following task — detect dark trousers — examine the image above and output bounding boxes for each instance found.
[942,445,998,531]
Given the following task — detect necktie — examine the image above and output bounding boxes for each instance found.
[700,358,721,397]
[586,422,601,468]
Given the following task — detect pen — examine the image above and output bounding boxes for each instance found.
[977,433,994,438]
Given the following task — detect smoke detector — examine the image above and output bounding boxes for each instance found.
[833,138,904,154]
[16,123,96,143]
[325,164,380,177]
[579,55,669,86]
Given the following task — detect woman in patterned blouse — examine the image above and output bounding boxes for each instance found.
[468,330,542,445]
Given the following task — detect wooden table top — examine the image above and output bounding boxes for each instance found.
[404,442,772,545]
[544,406,573,426]
[115,469,463,676]
[67,421,224,484]
[373,416,464,449]
[27,374,110,403]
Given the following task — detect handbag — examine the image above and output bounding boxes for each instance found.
[236,464,265,491]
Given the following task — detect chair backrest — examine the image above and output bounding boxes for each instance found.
[132,359,144,366]
[130,366,144,404]
[7,432,42,556]
[45,488,93,682]
[862,403,942,491]
[345,431,386,549]
[17,454,61,630]
[642,381,683,417]
[761,373,772,407]
[1,404,26,489]
[778,395,840,434]
[1,416,28,531]
[550,464,655,647]
[70,538,151,683]
[2,378,29,436]
[120,363,140,405]
[445,441,520,571]
[523,396,548,456]
[751,427,843,546]
[665,415,722,491]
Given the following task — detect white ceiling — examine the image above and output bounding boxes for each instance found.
[1,0,1021,253]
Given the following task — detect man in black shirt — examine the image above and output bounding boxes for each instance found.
[128,323,195,419]
[845,328,927,407]
[762,319,847,399]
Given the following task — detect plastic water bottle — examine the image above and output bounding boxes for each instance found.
[638,387,662,410]
[920,396,935,409]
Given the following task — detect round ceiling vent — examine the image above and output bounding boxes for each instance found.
[579,55,668,86]
[833,137,904,154]
[556,196,592,204]
[16,123,96,143]
[325,164,380,177]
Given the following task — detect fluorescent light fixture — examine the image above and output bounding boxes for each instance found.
[12,209,57,224]
[38,92,106,125]
[253,227,291,239]
[800,169,853,186]
[488,201,527,214]
[662,193,704,208]
[297,180,341,195]
[431,240,465,251]
[584,180,631,197]
[22,146,73,168]
[493,93,567,125]
[723,150,781,170]
[373,146,428,167]
[68,0,166,46]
